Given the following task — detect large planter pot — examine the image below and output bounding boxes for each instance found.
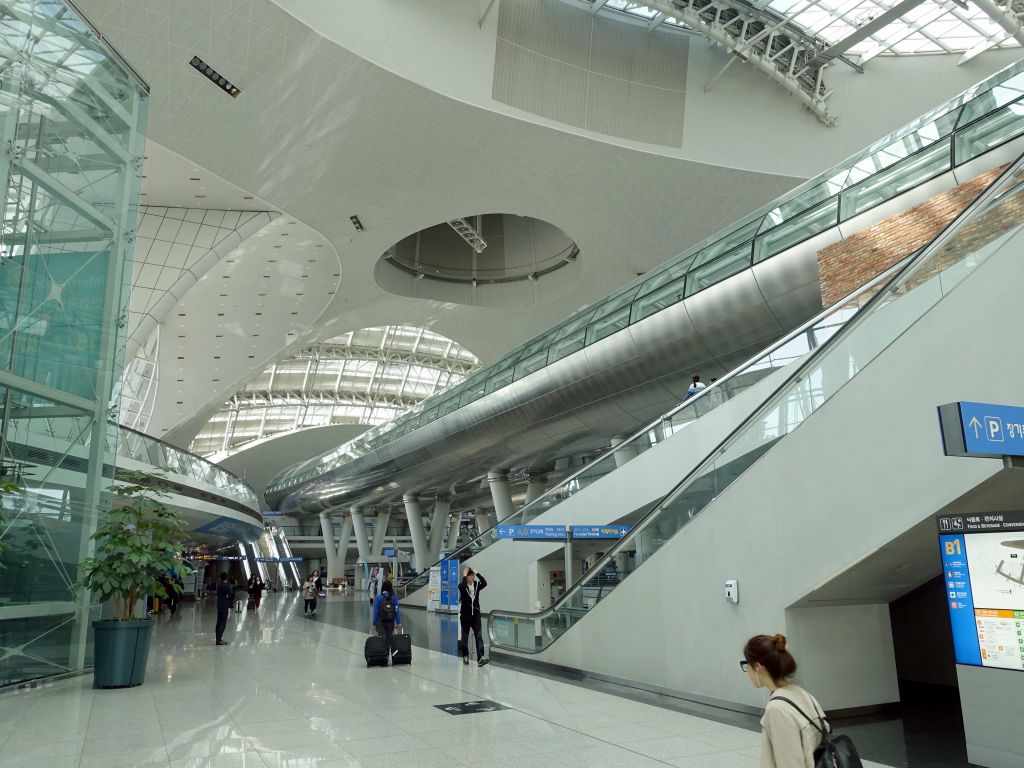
[92,619,154,689]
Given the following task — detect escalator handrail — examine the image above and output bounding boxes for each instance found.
[400,255,906,598]
[485,151,1024,648]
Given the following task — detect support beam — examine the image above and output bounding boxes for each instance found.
[447,512,462,551]
[371,509,391,557]
[971,0,1024,46]
[475,509,491,537]
[428,494,452,560]
[524,475,547,506]
[335,514,353,577]
[319,512,339,578]
[807,0,928,66]
[487,471,514,522]
[350,506,371,569]
[402,494,430,572]
[610,435,641,469]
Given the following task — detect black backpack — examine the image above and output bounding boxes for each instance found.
[773,696,863,768]
[378,594,396,624]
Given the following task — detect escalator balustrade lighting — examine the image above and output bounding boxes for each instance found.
[189,56,241,98]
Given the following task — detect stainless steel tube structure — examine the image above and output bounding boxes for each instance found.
[266,60,1024,517]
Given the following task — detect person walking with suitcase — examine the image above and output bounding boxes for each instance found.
[371,580,402,662]
[458,567,489,666]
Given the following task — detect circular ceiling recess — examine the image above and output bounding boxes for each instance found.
[374,214,582,308]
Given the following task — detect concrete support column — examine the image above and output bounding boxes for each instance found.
[319,512,339,578]
[428,494,451,561]
[447,512,462,550]
[350,506,372,568]
[610,436,641,469]
[335,515,353,578]
[371,509,391,557]
[487,471,514,522]
[524,474,547,506]
[403,494,430,572]
[475,509,491,536]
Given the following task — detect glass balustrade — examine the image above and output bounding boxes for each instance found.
[487,153,1024,654]
[397,261,897,599]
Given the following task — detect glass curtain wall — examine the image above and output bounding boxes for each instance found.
[0,0,147,686]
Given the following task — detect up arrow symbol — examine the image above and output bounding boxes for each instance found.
[968,416,982,439]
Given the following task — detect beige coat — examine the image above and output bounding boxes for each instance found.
[759,685,828,768]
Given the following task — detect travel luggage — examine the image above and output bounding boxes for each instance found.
[365,634,389,667]
[392,629,412,665]
[247,598,255,609]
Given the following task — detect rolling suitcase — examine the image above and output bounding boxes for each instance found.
[365,634,389,667]
[392,629,412,665]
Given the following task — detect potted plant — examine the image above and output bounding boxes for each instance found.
[79,470,189,688]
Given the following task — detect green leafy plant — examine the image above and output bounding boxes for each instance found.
[79,470,189,620]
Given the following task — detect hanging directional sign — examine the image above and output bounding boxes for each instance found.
[571,525,631,539]
[938,401,1024,459]
[495,524,566,540]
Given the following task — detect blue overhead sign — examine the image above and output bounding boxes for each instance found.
[571,525,631,539]
[938,401,1024,459]
[495,524,567,540]
[383,549,396,557]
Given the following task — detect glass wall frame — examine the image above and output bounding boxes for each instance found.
[0,0,147,688]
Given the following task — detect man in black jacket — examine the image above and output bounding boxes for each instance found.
[215,572,231,645]
[458,567,489,666]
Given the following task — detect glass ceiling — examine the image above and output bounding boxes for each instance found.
[583,0,1022,57]
[191,326,480,457]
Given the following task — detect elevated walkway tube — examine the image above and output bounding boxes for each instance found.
[486,150,1024,653]
[398,257,903,600]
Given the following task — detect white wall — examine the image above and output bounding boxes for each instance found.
[535,213,1024,712]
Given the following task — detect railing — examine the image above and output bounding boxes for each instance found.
[486,151,1024,654]
[115,424,260,510]
[268,57,1024,498]
[9,412,259,511]
[396,261,900,600]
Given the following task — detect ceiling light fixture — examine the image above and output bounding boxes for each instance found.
[350,215,364,232]
[189,55,241,98]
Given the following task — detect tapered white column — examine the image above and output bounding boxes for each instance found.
[319,512,339,578]
[475,509,491,536]
[403,494,430,572]
[350,506,371,566]
[610,436,641,468]
[487,471,514,522]
[428,494,451,560]
[447,512,462,550]
[524,474,547,505]
[371,509,391,557]
[335,515,353,577]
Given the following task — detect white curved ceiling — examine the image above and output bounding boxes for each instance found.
[79,0,812,448]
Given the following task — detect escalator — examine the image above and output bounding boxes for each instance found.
[399,258,900,607]
[486,151,1024,660]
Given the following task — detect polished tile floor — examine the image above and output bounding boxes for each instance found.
[0,592,894,768]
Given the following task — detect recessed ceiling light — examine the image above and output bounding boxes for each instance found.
[349,215,364,232]
[189,177,201,181]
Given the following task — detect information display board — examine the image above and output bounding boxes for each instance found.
[938,512,1024,671]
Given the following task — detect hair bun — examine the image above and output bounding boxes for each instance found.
[772,634,787,651]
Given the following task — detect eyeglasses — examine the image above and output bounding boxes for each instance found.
[739,660,750,672]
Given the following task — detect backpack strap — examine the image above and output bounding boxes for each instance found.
[772,695,828,737]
